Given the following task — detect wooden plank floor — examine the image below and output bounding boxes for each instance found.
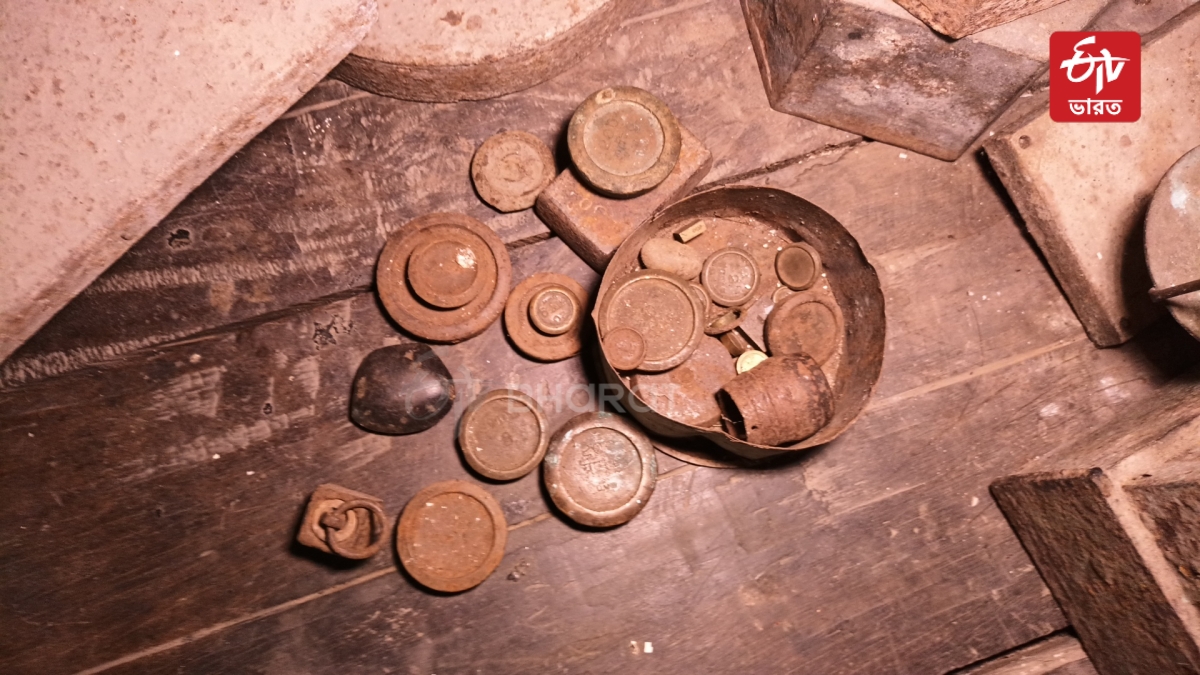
[3,1,1198,673]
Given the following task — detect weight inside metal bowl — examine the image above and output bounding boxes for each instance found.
[592,185,885,460]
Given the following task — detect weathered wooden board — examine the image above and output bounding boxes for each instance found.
[96,319,1200,675]
[984,4,1200,347]
[0,0,855,392]
[892,0,1070,39]
[0,0,378,365]
[7,136,1200,673]
[957,634,1097,675]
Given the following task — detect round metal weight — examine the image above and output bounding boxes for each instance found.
[735,349,769,374]
[775,242,821,291]
[471,131,556,213]
[377,213,512,343]
[702,247,760,307]
[597,269,705,372]
[458,389,549,481]
[567,86,682,197]
[503,273,588,362]
[350,344,456,435]
[542,412,657,528]
[603,327,646,371]
[1146,146,1200,340]
[396,480,507,593]
[765,293,844,365]
[630,336,736,428]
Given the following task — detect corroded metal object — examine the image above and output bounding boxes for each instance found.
[504,273,587,362]
[595,185,885,461]
[596,268,705,372]
[543,412,656,527]
[702,247,760,306]
[1146,145,1200,341]
[776,242,821,291]
[458,389,548,481]
[630,336,736,428]
[350,344,455,435]
[396,480,507,593]
[675,219,706,243]
[640,237,703,279]
[765,292,844,365]
[377,212,512,343]
[718,354,834,446]
[735,349,768,374]
[705,306,746,336]
[296,484,387,560]
[567,86,682,197]
[602,327,646,371]
[471,131,556,212]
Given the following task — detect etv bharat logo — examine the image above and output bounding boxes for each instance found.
[1050,32,1141,123]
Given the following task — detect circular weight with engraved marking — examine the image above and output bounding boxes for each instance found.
[459,389,549,481]
[471,131,556,212]
[765,292,844,365]
[602,327,646,372]
[504,273,588,362]
[377,213,512,343]
[702,247,760,307]
[775,242,821,291]
[597,269,705,372]
[396,480,507,593]
[567,86,681,197]
[542,412,657,527]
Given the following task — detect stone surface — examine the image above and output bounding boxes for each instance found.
[333,0,633,101]
[984,5,1200,347]
[535,125,712,271]
[0,0,378,364]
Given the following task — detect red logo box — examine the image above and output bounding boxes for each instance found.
[1050,31,1141,123]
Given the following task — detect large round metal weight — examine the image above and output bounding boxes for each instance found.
[350,344,456,435]
[458,389,549,481]
[542,412,656,528]
[596,269,705,372]
[765,293,844,365]
[377,213,512,343]
[396,480,507,593]
[503,273,588,362]
[471,131,556,212]
[567,86,682,197]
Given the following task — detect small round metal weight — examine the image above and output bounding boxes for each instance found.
[735,349,769,374]
[702,247,760,307]
[765,293,844,365]
[377,212,512,343]
[471,131,556,213]
[543,412,657,528]
[504,273,588,362]
[350,344,455,435]
[458,389,549,481]
[718,354,834,447]
[396,480,507,593]
[597,269,705,372]
[775,242,822,291]
[603,327,646,371]
[567,86,682,197]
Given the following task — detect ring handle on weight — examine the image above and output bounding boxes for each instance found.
[320,499,386,560]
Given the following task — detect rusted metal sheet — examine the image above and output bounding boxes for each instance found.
[740,0,1107,160]
[534,125,712,271]
[983,5,1200,346]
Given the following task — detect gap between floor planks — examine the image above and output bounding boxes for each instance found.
[68,330,1087,675]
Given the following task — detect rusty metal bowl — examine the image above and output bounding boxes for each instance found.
[592,186,885,460]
